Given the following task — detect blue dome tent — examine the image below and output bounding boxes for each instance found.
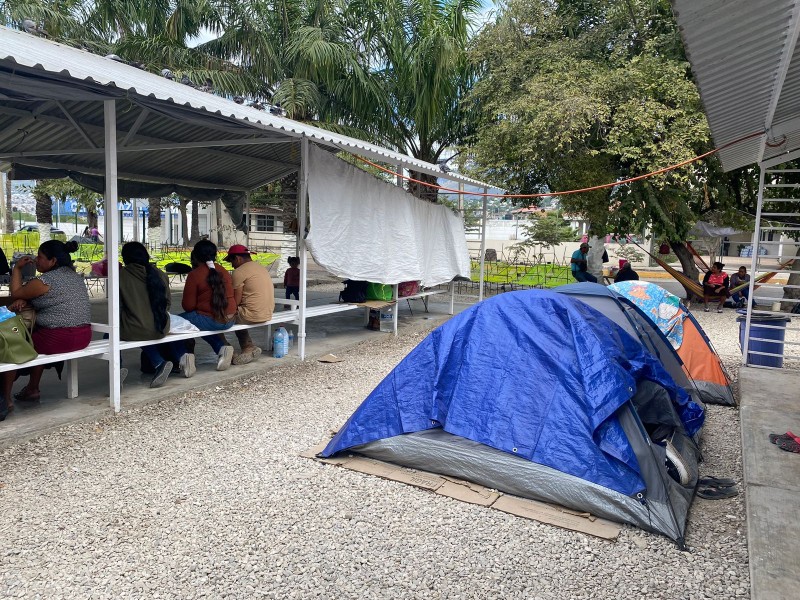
[321,290,704,544]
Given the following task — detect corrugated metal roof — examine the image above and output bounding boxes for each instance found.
[0,26,492,190]
[672,0,800,170]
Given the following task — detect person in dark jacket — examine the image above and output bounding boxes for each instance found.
[702,261,729,313]
[613,261,639,283]
[120,242,194,387]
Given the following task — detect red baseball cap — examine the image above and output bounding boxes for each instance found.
[223,244,256,262]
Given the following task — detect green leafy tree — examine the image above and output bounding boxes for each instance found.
[464,0,758,297]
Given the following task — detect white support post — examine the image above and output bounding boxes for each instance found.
[742,166,766,366]
[104,100,122,412]
[478,189,488,302]
[449,281,455,315]
[245,192,251,248]
[132,197,139,243]
[393,284,399,336]
[298,136,309,360]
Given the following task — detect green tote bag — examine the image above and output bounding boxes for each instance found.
[0,315,38,364]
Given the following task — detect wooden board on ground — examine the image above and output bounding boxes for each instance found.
[301,440,621,541]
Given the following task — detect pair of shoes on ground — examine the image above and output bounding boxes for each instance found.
[150,361,173,389]
[769,431,800,454]
[232,346,262,365]
[697,476,739,500]
[217,346,234,371]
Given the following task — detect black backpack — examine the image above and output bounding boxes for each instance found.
[339,280,368,303]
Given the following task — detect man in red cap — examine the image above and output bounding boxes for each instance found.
[223,244,275,364]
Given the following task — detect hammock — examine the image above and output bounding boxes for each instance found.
[686,242,710,273]
[635,242,795,299]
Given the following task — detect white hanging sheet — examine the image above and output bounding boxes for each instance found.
[305,146,471,287]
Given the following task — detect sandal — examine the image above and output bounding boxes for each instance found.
[769,431,800,445]
[697,485,739,500]
[13,387,41,403]
[777,439,800,454]
[698,476,736,488]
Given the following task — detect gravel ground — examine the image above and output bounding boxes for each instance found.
[0,300,754,599]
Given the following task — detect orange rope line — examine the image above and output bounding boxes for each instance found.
[350,130,765,199]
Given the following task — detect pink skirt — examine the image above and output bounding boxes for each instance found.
[32,325,92,355]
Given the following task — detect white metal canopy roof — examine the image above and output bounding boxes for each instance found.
[0,26,489,192]
[672,0,800,170]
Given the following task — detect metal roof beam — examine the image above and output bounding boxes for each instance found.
[121,108,149,146]
[761,146,800,168]
[0,103,295,171]
[56,100,98,149]
[15,156,249,191]
[758,0,800,162]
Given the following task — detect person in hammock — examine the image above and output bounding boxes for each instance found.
[702,262,729,313]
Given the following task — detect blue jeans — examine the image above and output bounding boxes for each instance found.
[179,311,234,354]
[105,334,184,369]
[571,270,598,283]
[731,287,749,304]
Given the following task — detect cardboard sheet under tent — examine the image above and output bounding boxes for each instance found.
[0,26,494,411]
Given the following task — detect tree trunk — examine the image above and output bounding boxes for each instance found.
[33,184,52,243]
[87,209,98,229]
[782,244,800,311]
[3,173,12,233]
[190,200,201,245]
[178,196,189,246]
[407,170,439,202]
[671,241,701,301]
[148,197,162,249]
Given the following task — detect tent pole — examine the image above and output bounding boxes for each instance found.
[479,188,488,302]
[298,136,309,360]
[104,100,122,412]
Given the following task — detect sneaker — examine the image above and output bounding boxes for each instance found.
[150,361,173,388]
[704,307,710,312]
[217,345,234,371]
[232,350,254,366]
[179,353,196,378]
[717,309,723,313]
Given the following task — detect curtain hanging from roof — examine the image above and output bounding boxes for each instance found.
[305,145,471,287]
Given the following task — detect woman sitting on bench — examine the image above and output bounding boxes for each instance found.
[2,240,90,416]
[178,240,237,372]
[120,242,195,387]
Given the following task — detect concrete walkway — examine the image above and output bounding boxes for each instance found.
[739,366,800,600]
[0,288,464,449]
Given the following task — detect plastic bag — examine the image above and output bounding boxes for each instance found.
[169,313,200,333]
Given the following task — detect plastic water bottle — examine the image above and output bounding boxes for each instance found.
[277,326,290,356]
[288,330,295,350]
[273,328,286,358]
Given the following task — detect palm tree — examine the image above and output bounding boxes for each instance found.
[343,0,482,201]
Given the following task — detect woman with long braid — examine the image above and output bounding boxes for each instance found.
[2,240,90,419]
[180,240,237,371]
[119,242,194,387]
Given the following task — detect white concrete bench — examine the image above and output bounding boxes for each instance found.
[0,338,110,399]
